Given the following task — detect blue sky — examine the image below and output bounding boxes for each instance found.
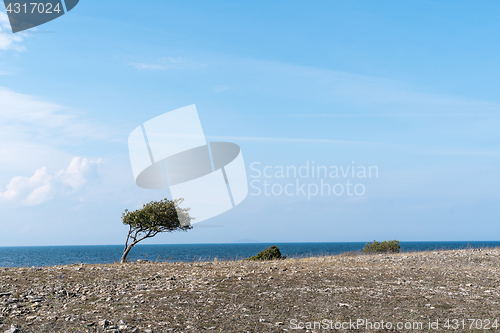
[0,1,499,246]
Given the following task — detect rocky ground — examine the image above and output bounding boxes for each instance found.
[1,248,500,332]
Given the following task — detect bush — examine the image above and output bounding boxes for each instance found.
[363,240,400,253]
[248,245,286,261]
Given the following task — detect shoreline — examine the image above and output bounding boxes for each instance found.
[2,240,500,247]
[2,241,500,269]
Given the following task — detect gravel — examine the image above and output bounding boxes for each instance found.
[1,248,499,332]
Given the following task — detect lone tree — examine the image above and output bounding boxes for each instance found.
[121,198,193,263]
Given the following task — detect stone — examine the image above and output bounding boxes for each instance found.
[99,319,110,327]
[3,325,19,333]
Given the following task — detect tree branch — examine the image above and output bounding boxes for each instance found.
[130,233,154,247]
[124,225,133,252]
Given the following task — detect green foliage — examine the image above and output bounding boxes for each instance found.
[122,198,193,232]
[363,240,400,253]
[248,245,286,261]
[121,198,193,263]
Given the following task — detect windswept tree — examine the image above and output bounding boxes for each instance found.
[121,198,193,263]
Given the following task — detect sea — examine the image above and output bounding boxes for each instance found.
[0,241,499,268]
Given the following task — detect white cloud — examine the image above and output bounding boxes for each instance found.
[0,87,110,140]
[206,135,500,157]
[206,135,387,147]
[191,55,500,117]
[0,87,113,178]
[57,157,102,189]
[129,57,205,71]
[131,63,168,70]
[0,11,26,51]
[0,157,102,207]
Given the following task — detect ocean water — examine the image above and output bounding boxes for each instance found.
[0,241,499,267]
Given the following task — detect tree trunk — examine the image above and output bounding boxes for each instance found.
[120,231,152,263]
[121,244,135,263]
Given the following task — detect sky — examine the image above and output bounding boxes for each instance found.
[0,1,499,246]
